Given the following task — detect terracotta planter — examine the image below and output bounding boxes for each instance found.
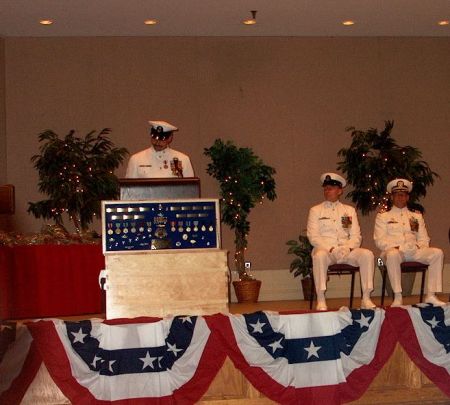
[233,279,262,303]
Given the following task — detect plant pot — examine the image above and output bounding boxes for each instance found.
[301,278,316,301]
[385,272,416,297]
[233,279,262,303]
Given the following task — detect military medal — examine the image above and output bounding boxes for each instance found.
[193,221,199,232]
[107,223,113,235]
[170,221,176,232]
[341,214,352,229]
[409,217,419,232]
[130,222,136,233]
[178,221,184,232]
[115,223,121,234]
[186,221,191,232]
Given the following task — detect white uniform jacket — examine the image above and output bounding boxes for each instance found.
[373,206,430,252]
[125,147,194,179]
[307,201,361,251]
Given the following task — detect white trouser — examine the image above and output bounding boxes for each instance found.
[382,247,443,294]
[312,247,374,293]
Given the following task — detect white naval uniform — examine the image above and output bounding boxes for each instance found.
[374,206,443,294]
[307,201,374,294]
[125,146,194,178]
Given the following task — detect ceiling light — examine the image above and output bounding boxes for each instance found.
[342,20,355,26]
[438,20,449,26]
[39,19,53,25]
[243,10,257,25]
[144,19,158,25]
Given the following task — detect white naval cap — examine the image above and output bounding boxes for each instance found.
[320,172,347,188]
[387,178,413,193]
[149,120,178,139]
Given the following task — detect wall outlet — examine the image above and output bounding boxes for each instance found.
[244,261,251,269]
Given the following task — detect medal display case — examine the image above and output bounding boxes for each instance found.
[101,198,228,319]
[102,199,220,253]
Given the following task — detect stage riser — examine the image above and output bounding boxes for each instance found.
[21,345,448,404]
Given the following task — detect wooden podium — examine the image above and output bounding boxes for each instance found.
[119,177,200,200]
[103,178,229,319]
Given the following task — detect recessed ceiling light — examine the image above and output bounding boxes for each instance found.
[438,20,449,26]
[39,19,53,25]
[342,20,355,26]
[144,19,158,25]
[243,10,257,26]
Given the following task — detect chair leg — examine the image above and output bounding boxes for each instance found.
[349,271,355,308]
[380,267,387,306]
[419,270,426,303]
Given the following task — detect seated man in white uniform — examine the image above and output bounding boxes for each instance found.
[374,178,445,307]
[307,173,376,311]
[125,120,194,178]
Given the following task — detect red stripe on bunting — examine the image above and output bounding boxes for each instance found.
[208,311,396,405]
[339,313,397,403]
[0,339,42,405]
[386,307,450,398]
[27,317,226,404]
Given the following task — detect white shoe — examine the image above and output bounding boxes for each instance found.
[361,298,376,309]
[391,294,403,307]
[425,295,446,307]
[316,300,328,311]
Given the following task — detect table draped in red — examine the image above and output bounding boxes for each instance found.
[0,244,104,319]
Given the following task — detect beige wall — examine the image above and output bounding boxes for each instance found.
[3,37,450,271]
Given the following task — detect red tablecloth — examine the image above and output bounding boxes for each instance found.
[0,244,104,319]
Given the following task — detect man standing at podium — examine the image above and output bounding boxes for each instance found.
[125,120,194,178]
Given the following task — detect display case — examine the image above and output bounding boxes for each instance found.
[102,199,220,253]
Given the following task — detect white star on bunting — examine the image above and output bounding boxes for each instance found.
[91,355,102,368]
[180,316,193,324]
[140,351,157,369]
[71,328,88,343]
[249,319,265,334]
[108,360,116,373]
[167,342,183,357]
[426,316,440,329]
[304,340,321,359]
[268,338,283,353]
[355,314,371,328]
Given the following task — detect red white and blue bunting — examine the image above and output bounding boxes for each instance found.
[1,306,450,404]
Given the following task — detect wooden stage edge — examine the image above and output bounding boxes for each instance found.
[13,295,450,405]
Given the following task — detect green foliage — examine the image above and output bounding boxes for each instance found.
[204,139,277,279]
[337,121,438,215]
[28,128,128,231]
[286,234,313,278]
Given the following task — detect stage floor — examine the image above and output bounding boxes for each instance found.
[17,293,446,322]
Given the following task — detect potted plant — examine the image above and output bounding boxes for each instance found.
[337,120,438,215]
[28,128,128,235]
[204,139,276,302]
[286,233,315,301]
